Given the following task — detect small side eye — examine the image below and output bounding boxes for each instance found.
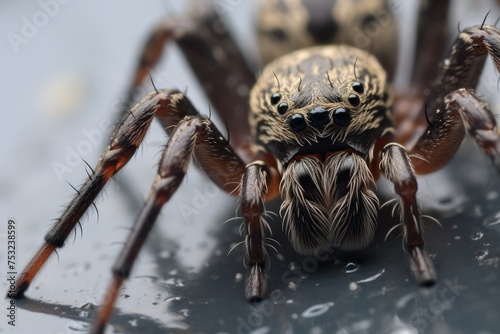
[352,82,364,94]
[278,102,288,115]
[348,94,360,106]
[270,93,282,105]
[333,108,351,126]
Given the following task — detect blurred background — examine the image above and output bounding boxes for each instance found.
[1,1,500,333]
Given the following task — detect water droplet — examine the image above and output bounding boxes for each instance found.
[395,292,416,309]
[78,310,89,318]
[301,302,334,318]
[357,269,385,284]
[454,236,461,240]
[250,326,271,334]
[288,281,297,290]
[77,303,95,318]
[159,250,171,259]
[486,191,498,201]
[476,249,489,261]
[473,205,484,218]
[351,319,372,331]
[180,308,190,317]
[310,326,324,334]
[129,319,138,327]
[345,262,360,274]
[67,321,89,332]
[483,211,500,232]
[164,278,176,285]
[164,296,182,302]
[235,272,243,282]
[291,313,299,319]
[471,231,484,241]
[349,282,359,291]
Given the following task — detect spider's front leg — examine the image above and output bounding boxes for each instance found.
[91,114,246,333]
[410,89,500,175]
[380,143,437,285]
[121,1,255,152]
[10,89,246,301]
[10,90,169,299]
[240,161,274,301]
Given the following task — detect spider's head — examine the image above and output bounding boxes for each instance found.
[250,45,392,254]
[250,45,392,167]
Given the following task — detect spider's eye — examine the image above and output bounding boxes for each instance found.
[289,114,306,131]
[348,94,360,106]
[278,102,288,115]
[333,108,351,126]
[270,93,282,105]
[352,81,364,94]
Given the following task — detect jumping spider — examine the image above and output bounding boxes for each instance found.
[9,1,500,333]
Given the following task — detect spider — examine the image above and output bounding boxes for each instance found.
[7,0,500,333]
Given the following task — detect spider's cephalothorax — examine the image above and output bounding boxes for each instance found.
[250,46,392,253]
[9,1,500,333]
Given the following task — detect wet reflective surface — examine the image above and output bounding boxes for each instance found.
[2,1,500,334]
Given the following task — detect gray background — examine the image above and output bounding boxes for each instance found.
[1,1,500,333]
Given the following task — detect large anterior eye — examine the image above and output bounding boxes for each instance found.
[333,108,351,126]
[289,114,306,131]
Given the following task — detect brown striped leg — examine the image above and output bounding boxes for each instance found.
[120,1,255,153]
[380,143,436,285]
[425,25,500,119]
[10,91,163,298]
[240,162,271,301]
[9,89,245,299]
[411,0,451,94]
[409,89,500,175]
[396,23,500,144]
[90,116,214,334]
[447,90,500,172]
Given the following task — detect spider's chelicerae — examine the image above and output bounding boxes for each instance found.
[9,0,500,333]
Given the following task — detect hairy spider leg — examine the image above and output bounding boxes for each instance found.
[411,0,451,95]
[240,161,273,301]
[10,89,246,303]
[379,143,437,285]
[409,25,500,174]
[119,1,256,158]
[426,25,500,120]
[385,22,500,286]
[90,115,236,334]
[410,89,500,175]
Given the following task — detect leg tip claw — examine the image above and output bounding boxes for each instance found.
[245,265,267,301]
[410,247,437,286]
